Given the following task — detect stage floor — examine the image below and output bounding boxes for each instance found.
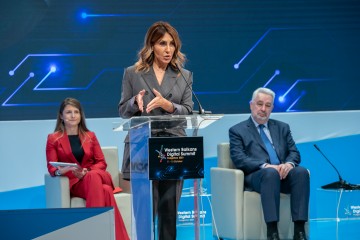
[177,218,360,240]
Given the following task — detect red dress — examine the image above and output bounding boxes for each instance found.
[46,131,129,240]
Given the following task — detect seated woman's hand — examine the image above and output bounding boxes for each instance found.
[57,165,78,175]
[72,167,88,179]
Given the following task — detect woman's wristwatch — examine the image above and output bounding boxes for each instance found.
[55,170,61,176]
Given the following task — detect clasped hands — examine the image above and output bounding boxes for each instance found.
[57,166,88,179]
[136,88,174,113]
[265,162,294,180]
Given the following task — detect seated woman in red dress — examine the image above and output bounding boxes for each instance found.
[46,97,129,240]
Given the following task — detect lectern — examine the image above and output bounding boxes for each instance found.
[114,114,222,240]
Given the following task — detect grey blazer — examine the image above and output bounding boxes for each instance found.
[118,65,194,179]
[229,117,300,175]
[118,65,193,118]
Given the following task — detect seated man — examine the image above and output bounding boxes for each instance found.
[229,87,309,240]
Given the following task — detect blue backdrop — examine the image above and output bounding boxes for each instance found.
[1,0,360,120]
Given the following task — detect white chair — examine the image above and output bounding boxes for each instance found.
[211,143,308,240]
[44,146,131,236]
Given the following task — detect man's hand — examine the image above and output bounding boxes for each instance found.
[265,163,294,180]
[278,163,294,180]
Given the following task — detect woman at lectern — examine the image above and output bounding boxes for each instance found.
[118,21,194,240]
[46,97,129,240]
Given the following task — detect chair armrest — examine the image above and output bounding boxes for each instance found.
[114,193,132,235]
[44,173,70,208]
[217,143,235,169]
[210,167,245,239]
[119,172,131,194]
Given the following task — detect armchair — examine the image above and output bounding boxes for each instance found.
[44,146,131,235]
[211,143,308,240]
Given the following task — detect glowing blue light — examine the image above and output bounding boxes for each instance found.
[82,13,160,18]
[2,74,33,106]
[233,27,303,70]
[263,69,281,88]
[233,63,239,69]
[29,72,34,77]
[8,53,86,76]
[50,66,57,72]
[279,96,285,103]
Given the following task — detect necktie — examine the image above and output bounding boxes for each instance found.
[259,124,280,165]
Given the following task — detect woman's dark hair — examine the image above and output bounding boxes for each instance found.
[54,97,89,135]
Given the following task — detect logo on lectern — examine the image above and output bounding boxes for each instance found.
[155,145,167,163]
[149,136,204,180]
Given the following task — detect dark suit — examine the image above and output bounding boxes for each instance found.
[229,117,309,223]
[118,65,193,240]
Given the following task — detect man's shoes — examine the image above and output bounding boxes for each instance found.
[293,231,307,240]
[267,232,280,240]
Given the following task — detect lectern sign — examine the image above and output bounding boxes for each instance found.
[148,136,204,180]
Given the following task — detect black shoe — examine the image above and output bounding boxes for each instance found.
[267,232,280,240]
[293,231,307,240]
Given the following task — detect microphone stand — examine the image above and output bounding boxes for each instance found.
[314,144,359,190]
[176,63,212,240]
[175,63,211,115]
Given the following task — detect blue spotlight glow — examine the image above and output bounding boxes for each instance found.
[81,12,87,19]
[50,66,57,72]
[279,96,285,103]
[29,72,34,77]
[9,70,14,76]
[233,63,239,69]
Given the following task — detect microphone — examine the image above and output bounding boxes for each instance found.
[175,63,211,115]
[313,144,358,190]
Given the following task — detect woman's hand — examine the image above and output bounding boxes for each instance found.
[136,89,146,112]
[57,166,76,175]
[146,88,174,113]
[72,167,88,179]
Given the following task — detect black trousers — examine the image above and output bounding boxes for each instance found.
[153,180,182,240]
